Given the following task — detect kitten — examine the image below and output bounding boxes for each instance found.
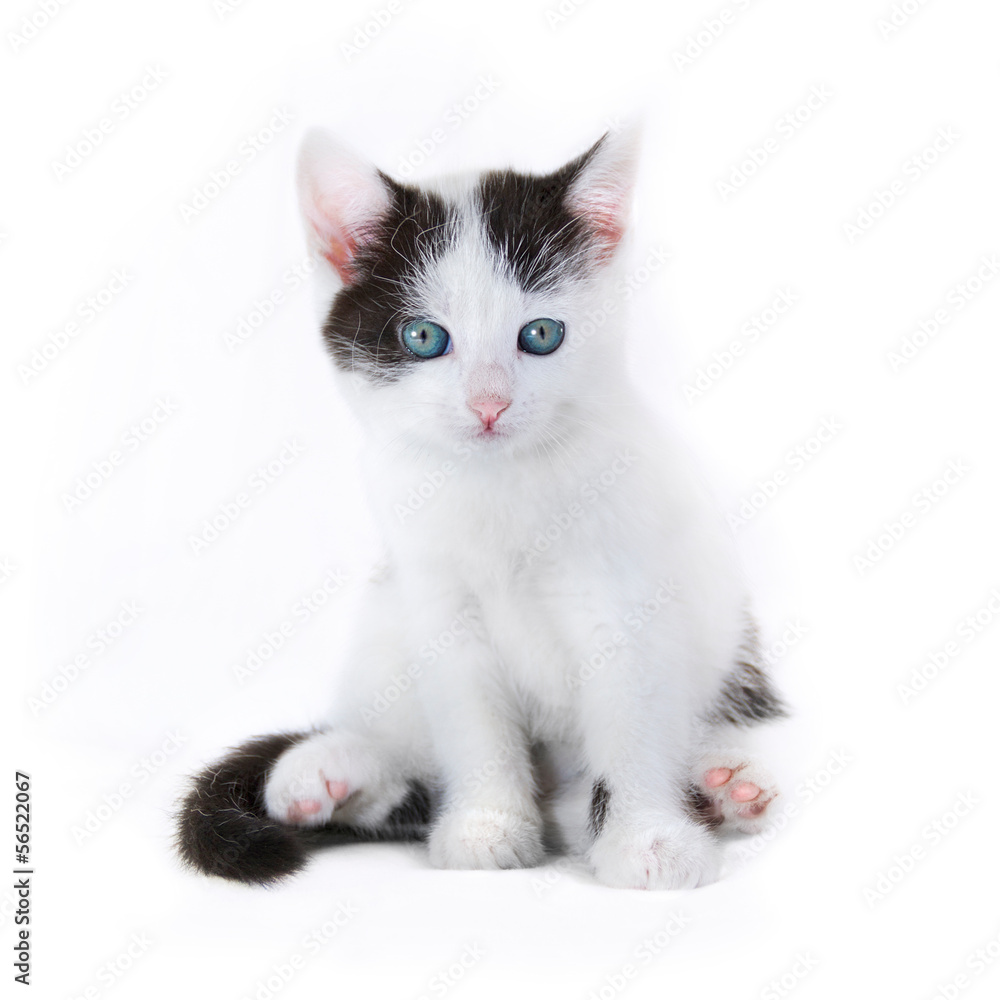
[176,127,786,890]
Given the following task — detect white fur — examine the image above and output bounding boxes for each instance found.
[265,130,780,888]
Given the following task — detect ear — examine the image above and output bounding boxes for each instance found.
[564,124,641,261]
[297,129,394,284]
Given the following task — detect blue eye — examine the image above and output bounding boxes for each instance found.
[400,319,452,359]
[518,317,565,356]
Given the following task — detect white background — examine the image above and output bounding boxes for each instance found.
[4,0,1000,997]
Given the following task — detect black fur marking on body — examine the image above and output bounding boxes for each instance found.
[589,778,611,837]
[709,620,789,727]
[175,734,433,886]
[685,785,723,828]
[478,140,601,293]
[379,780,434,834]
[323,178,454,381]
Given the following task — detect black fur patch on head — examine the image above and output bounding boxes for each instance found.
[708,620,789,727]
[322,176,454,381]
[589,778,611,837]
[478,141,601,293]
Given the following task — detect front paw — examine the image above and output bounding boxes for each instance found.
[428,807,544,870]
[589,817,719,890]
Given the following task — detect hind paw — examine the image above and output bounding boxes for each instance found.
[694,752,779,834]
[263,731,406,829]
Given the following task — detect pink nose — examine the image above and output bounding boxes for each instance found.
[469,397,510,430]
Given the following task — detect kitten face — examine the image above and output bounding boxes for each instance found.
[298,130,638,456]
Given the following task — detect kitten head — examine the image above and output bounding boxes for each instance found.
[297,127,639,457]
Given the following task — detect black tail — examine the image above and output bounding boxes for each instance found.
[175,732,433,886]
[175,732,312,885]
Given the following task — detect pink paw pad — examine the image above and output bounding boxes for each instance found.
[704,768,733,789]
[696,757,778,831]
[729,781,760,803]
[325,779,350,804]
[287,799,322,822]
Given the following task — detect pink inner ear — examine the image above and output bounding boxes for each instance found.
[565,129,639,263]
[320,230,359,284]
[576,196,627,262]
[298,135,392,287]
[304,194,362,285]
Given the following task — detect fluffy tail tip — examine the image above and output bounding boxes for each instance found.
[173,733,309,886]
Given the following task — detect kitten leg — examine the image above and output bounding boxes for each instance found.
[543,767,597,857]
[415,625,543,868]
[355,571,542,870]
[576,651,720,890]
[423,677,545,870]
[688,617,786,832]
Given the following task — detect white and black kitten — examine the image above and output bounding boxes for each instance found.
[176,127,786,890]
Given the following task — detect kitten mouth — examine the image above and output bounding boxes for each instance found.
[474,425,510,441]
